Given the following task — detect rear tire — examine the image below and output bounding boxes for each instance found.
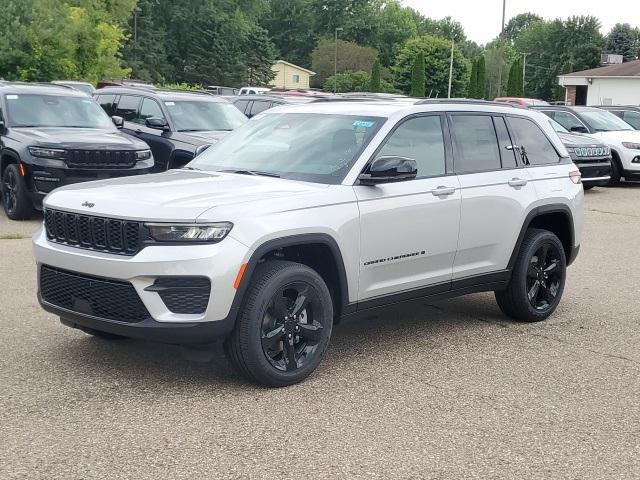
[225,260,333,387]
[496,228,566,322]
[2,163,36,220]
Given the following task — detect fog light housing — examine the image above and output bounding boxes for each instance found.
[632,156,640,164]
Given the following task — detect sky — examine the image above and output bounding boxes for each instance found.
[403,0,640,45]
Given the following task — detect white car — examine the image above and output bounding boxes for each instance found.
[534,106,640,184]
[238,87,270,95]
[34,100,584,386]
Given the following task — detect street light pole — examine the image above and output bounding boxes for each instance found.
[447,39,454,98]
[496,0,507,97]
[522,52,529,96]
[334,27,343,94]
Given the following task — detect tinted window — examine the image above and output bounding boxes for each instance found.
[376,116,445,178]
[136,98,165,124]
[249,100,272,117]
[551,111,585,132]
[233,100,250,114]
[622,111,640,129]
[115,95,141,121]
[507,116,560,165]
[96,94,117,116]
[164,100,247,131]
[493,116,517,168]
[450,115,501,173]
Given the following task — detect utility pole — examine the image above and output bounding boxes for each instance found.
[334,27,343,94]
[522,52,529,96]
[496,0,507,97]
[447,39,455,98]
[133,7,140,64]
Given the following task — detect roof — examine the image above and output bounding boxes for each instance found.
[559,60,640,78]
[0,81,86,96]
[95,86,228,102]
[273,60,316,76]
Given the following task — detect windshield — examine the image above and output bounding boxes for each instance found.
[189,112,384,184]
[164,100,247,132]
[579,110,633,132]
[549,118,569,133]
[5,94,113,129]
[68,84,95,96]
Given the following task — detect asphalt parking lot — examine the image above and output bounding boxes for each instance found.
[1,185,639,480]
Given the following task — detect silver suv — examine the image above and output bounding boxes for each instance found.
[34,100,584,386]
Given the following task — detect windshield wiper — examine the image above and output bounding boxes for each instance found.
[221,169,280,178]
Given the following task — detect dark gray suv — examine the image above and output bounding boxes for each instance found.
[0,82,153,220]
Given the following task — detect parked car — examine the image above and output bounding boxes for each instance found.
[51,81,95,96]
[532,105,640,184]
[238,87,270,95]
[547,118,611,189]
[35,100,583,386]
[230,94,319,118]
[598,106,640,130]
[0,82,153,220]
[495,97,549,106]
[97,79,154,89]
[94,87,247,170]
[205,85,239,96]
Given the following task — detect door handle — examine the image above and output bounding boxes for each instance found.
[508,178,528,188]
[432,186,456,197]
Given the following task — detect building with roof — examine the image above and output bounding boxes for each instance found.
[558,60,640,106]
[270,60,316,90]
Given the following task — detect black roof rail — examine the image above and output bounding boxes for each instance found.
[415,98,518,107]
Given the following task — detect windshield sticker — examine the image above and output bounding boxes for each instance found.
[164,101,175,106]
[6,95,18,100]
[352,120,375,128]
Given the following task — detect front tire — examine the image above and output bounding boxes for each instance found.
[226,260,333,387]
[2,163,36,220]
[607,156,622,186]
[496,229,567,322]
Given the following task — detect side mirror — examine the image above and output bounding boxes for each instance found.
[358,156,418,185]
[111,115,124,129]
[570,125,589,134]
[145,117,169,130]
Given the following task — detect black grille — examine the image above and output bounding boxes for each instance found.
[40,265,150,323]
[66,150,137,169]
[45,209,143,255]
[146,277,211,314]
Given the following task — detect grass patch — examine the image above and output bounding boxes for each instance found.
[0,233,25,240]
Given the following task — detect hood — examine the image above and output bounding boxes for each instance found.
[10,127,148,150]
[177,130,230,146]
[592,129,640,143]
[43,169,328,223]
[557,132,604,147]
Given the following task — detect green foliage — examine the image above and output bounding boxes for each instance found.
[475,55,486,99]
[504,13,543,43]
[394,35,469,98]
[156,82,202,91]
[410,52,425,97]
[261,0,316,68]
[506,57,524,96]
[484,39,517,99]
[323,70,396,93]
[606,23,639,62]
[468,59,478,98]
[311,38,377,86]
[374,0,419,66]
[370,59,381,92]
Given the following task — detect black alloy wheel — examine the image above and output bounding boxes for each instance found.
[261,282,324,372]
[2,166,18,215]
[2,163,35,220]
[525,242,563,312]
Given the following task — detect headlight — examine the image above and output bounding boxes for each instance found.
[146,222,233,242]
[622,142,640,150]
[195,144,212,156]
[135,149,152,160]
[28,147,66,158]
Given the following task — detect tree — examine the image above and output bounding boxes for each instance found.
[468,58,478,98]
[410,52,425,97]
[374,0,419,66]
[606,23,638,62]
[310,0,382,47]
[475,55,486,99]
[242,26,277,86]
[394,36,469,98]
[370,58,381,92]
[324,70,396,93]
[506,57,524,96]
[310,38,377,86]
[504,13,543,42]
[261,0,316,68]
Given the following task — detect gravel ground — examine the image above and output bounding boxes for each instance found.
[1,185,639,479]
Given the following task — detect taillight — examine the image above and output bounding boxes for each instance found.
[569,170,582,184]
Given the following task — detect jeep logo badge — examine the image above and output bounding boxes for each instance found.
[82,201,95,208]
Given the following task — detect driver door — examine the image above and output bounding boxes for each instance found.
[354,114,461,302]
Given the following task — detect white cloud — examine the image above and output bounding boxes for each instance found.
[403,0,640,44]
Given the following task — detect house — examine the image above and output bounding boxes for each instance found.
[558,60,640,106]
[270,60,316,90]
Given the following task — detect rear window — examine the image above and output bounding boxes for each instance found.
[507,116,560,165]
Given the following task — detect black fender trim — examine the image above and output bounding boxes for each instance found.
[507,204,577,270]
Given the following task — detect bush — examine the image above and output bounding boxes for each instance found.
[323,71,397,93]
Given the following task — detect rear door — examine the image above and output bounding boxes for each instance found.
[355,114,461,301]
[450,113,538,280]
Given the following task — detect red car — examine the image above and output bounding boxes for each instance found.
[494,97,549,106]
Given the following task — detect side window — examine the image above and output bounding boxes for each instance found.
[449,115,501,173]
[507,116,560,166]
[96,94,117,116]
[551,111,585,132]
[248,100,271,118]
[375,115,445,178]
[114,95,141,122]
[233,100,250,114]
[292,75,300,84]
[622,111,640,129]
[493,116,517,168]
[137,98,165,124]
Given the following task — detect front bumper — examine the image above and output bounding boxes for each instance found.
[574,158,611,185]
[33,227,249,343]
